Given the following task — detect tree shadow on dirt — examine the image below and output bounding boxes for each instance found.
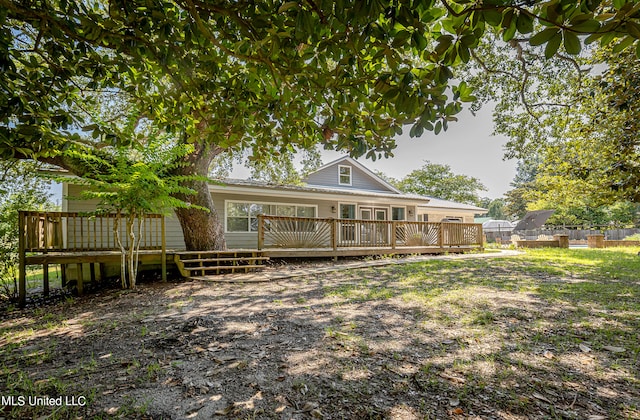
[1,255,639,419]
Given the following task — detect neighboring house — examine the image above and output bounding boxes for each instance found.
[62,156,486,250]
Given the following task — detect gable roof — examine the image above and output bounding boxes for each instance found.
[305,156,401,194]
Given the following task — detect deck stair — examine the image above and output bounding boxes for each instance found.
[174,250,269,279]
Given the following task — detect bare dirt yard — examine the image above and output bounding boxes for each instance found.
[1,248,639,419]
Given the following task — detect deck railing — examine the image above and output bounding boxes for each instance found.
[257,215,483,250]
[19,211,166,252]
[18,211,167,306]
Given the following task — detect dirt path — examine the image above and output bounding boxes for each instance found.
[1,251,638,419]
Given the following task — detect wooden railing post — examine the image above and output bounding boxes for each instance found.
[257,214,264,250]
[331,218,338,251]
[438,222,445,248]
[18,211,26,307]
[391,221,397,249]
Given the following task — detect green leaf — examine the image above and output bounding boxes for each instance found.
[503,21,517,42]
[457,44,470,62]
[412,31,427,50]
[435,35,454,55]
[434,120,442,135]
[627,21,640,39]
[545,32,562,58]
[612,35,634,53]
[530,28,560,46]
[482,9,503,26]
[392,30,412,48]
[563,31,581,54]
[501,9,515,30]
[613,0,626,9]
[278,2,298,13]
[516,13,534,34]
[571,19,601,33]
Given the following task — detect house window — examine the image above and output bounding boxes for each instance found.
[339,204,356,219]
[338,165,352,185]
[392,207,406,221]
[226,201,316,232]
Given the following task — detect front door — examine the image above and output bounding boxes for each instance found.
[359,208,388,245]
[339,204,357,244]
[374,209,388,244]
[360,208,373,243]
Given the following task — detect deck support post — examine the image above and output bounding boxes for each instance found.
[61,264,67,287]
[391,221,397,249]
[438,223,444,249]
[43,263,49,297]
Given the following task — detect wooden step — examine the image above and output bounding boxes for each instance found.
[181,257,269,264]
[174,250,262,256]
[184,265,265,277]
[182,265,265,272]
[174,250,267,278]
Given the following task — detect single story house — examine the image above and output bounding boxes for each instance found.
[62,156,485,250]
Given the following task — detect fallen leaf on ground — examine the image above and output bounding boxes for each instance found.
[543,351,554,359]
[191,326,208,334]
[439,372,466,383]
[532,392,551,403]
[579,344,592,353]
[214,404,236,416]
[301,401,318,412]
[602,345,625,353]
[449,398,460,407]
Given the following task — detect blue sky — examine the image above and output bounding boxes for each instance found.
[345,105,517,199]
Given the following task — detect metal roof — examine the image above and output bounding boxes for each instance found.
[213,178,431,202]
[417,196,487,212]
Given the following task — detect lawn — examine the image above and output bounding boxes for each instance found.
[1,248,638,419]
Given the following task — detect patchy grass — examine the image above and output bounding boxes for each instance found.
[0,248,638,419]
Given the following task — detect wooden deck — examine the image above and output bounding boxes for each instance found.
[18,211,167,307]
[257,215,484,253]
[262,246,473,258]
[17,211,483,306]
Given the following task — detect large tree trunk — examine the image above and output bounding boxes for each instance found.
[171,143,226,251]
[173,178,226,251]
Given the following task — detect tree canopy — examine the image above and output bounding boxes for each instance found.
[3,0,640,249]
[393,161,486,205]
